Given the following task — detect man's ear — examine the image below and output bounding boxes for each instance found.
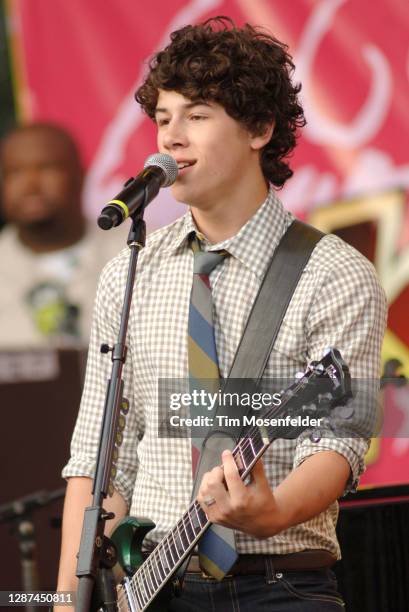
[250,122,275,151]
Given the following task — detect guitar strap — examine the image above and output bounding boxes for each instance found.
[193,219,325,478]
[175,219,324,586]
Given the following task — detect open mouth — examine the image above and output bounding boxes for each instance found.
[176,160,196,170]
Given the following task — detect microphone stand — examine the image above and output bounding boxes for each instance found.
[75,209,147,612]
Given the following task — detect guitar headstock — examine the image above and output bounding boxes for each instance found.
[308,347,352,406]
[280,348,352,416]
[232,349,353,472]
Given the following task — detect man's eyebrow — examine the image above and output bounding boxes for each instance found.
[154,101,212,115]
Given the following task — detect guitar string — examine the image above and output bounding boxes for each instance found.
[117,379,316,610]
[121,374,316,607]
[122,418,275,609]
[123,399,335,609]
[117,367,337,608]
[123,497,209,609]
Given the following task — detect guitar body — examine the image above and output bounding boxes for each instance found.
[110,517,173,611]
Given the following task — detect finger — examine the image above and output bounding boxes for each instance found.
[207,465,225,488]
[249,457,268,484]
[222,449,246,499]
[198,466,222,494]
[198,483,230,519]
[198,467,228,505]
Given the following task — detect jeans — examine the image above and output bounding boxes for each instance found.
[168,567,345,611]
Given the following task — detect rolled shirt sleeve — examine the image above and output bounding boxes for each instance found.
[293,235,388,493]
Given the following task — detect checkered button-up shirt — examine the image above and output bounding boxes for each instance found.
[62,189,387,558]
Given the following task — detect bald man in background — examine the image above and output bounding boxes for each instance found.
[0,123,125,348]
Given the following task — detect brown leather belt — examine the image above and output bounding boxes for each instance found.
[187,550,336,577]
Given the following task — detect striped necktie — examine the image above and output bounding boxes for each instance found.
[188,232,238,580]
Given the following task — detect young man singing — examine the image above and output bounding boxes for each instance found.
[57,17,387,611]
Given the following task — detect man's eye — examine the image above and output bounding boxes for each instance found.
[157,119,170,126]
[190,115,206,121]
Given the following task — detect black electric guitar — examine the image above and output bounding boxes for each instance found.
[104,348,352,611]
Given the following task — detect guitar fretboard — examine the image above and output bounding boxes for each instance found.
[121,434,268,611]
[118,351,347,611]
[120,380,307,611]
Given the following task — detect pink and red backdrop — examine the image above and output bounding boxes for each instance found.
[8,0,409,488]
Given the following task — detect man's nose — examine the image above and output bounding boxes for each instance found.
[20,166,42,193]
[161,120,188,150]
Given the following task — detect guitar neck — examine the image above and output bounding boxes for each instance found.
[120,348,350,611]
[123,378,308,611]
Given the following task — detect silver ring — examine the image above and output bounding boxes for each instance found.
[204,496,216,507]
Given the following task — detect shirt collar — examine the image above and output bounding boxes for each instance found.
[167,188,292,279]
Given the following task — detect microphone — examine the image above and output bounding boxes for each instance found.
[97,153,178,230]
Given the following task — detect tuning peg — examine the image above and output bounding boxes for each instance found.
[318,392,332,403]
[307,403,317,412]
[335,405,355,419]
[295,371,305,379]
[310,429,321,443]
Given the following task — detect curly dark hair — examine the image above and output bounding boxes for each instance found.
[135,16,305,188]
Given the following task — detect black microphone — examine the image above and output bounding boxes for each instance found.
[97,153,178,230]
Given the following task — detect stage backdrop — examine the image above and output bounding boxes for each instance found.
[5,0,409,487]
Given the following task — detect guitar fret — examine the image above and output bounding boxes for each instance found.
[184,513,195,542]
[249,438,257,461]
[123,576,142,612]
[151,553,163,585]
[199,506,208,527]
[132,578,144,611]
[176,521,189,556]
[243,440,255,464]
[238,445,247,471]
[141,569,153,601]
[178,519,190,551]
[145,561,156,594]
[190,506,201,533]
[137,572,150,606]
[158,549,169,577]
[131,572,143,608]
[165,545,173,572]
[170,532,179,561]
[196,503,207,528]
[154,559,163,586]
[165,536,177,565]
[185,511,196,540]
[253,431,264,453]
[171,529,182,557]
[145,556,159,591]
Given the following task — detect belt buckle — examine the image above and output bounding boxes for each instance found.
[198,561,214,580]
[200,568,234,580]
[200,570,214,580]
[200,569,234,580]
